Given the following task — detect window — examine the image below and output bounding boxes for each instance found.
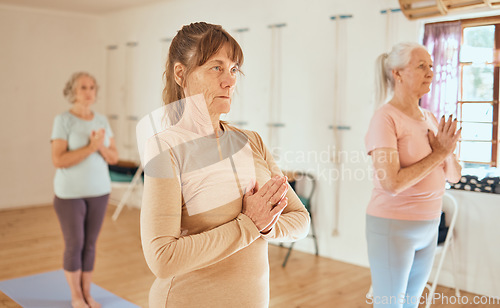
[458,20,500,169]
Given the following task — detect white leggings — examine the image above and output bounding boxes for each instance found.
[366,215,440,308]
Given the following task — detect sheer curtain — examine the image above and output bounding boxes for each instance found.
[421,21,462,118]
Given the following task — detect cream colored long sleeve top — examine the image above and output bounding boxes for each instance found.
[140,122,310,308]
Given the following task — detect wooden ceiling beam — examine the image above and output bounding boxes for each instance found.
[399,0,500,19]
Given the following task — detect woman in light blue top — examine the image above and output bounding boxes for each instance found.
[51,72,118,308]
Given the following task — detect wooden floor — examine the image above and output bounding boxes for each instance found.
[0,205,497,308]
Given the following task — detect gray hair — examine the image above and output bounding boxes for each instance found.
[63,72,99,103]
[375,42,428,105]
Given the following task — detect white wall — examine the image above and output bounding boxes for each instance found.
[101,0,421,268]
[0,5,105,209]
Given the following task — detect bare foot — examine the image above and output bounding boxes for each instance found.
[71,298,90,308]
[85,296,102,308]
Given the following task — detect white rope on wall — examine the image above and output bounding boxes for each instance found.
[106,43,129,160]
[329,14,353,237]
[267,23,286,158]
[125,41,139,162]
[381,8,402,51]
[106,44,120,146]
[232,28,249,127]
[385,9,394,50]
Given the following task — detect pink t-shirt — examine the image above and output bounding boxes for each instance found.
[365,103,445,221]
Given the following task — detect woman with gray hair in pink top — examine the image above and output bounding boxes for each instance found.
[365,42,461,307]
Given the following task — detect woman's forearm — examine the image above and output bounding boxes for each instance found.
[53,145,96,169]
[444,154,462,183]
[141,176,261,279]
[260,209,310,241]
[98,145,119,165]
[376,150,447,195]
[143,213,261,279]
[259,187,310,241]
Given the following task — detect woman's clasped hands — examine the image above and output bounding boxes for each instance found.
[89,129,105,152]
[242,176,289,234]
[428,115,462,158]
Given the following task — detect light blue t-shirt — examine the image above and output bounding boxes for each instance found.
[51,111,113,199]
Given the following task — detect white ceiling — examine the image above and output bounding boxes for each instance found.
[0,0,165,15]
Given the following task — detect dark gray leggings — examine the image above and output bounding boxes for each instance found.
[53,194,109,272]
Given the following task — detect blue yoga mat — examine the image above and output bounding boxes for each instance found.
[0,270,140,308]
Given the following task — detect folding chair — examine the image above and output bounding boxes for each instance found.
[424,192,460,307]
[110,163,143,221]
[281,171,319,267]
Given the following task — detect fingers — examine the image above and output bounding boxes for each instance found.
[260,214,279,234]
[443,115,453,132]
[260,176,285,197]
[243,179,254,196]
[245,180,259,196]
[244,187,253,198]
[448,118,457,135]
[438,115,445,132]
[453,127,462,142]
[439,115,459,132]
[91,129,105,137]
[451,127,462,152]
[270,197,288,216]
[260,200,286,233]
[437,115,461,139]
[257,176,280,197]
[262,177,288,203]
[252,181,259,194]
[243,182,288,231]
[269,183,288,205]
[427,129,436,144]
[91,130,105,140]
[431,115,462,157]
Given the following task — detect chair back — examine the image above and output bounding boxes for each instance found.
[441,192,459,243]
[290,172,316,212]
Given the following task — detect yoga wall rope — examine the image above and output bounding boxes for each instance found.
[329,14,353,237]
[267,23,286,158]
[106,44,120,153]
[232,28,250,127]
[124,41,140,162]
[381,8,402,51]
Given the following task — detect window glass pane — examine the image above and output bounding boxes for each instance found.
[460,25,494,63]
[462,64,494,101]
[460,141,492,163]
[460,122,492,141]
[460,103,493,122]
[462,162,492,178]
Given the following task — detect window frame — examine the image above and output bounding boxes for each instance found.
[456,17,500,167]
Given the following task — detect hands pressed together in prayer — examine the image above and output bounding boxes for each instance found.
[89,129,106,152]
[242,176,289,234]
[428,115,462,159]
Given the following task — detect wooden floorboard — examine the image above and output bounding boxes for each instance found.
[0,205,497,307]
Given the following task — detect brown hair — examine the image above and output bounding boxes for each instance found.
[163,22,244,105]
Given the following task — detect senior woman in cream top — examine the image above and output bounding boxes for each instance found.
[140,22,310,308]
